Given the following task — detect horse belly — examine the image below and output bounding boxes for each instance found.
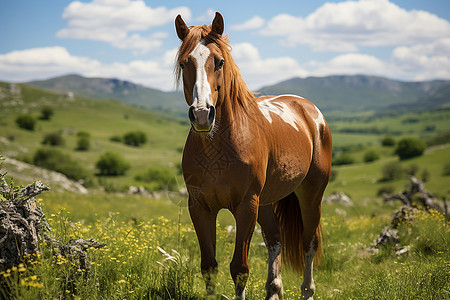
[259,153,311,206]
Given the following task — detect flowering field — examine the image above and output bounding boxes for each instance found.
[1,192,448,299]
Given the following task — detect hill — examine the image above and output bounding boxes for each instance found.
[258,75,450,113]
[0,81,189,190]
[27,74,186,116]
[27,74,450,116]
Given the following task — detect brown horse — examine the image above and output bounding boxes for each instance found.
[175,12,332,300]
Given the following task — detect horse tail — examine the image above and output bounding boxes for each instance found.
[273,192,323,273]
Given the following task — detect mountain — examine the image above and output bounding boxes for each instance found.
[257,75,450,113]
[27,74,186,116]
[27,74,450,116]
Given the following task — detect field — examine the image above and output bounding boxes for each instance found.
[1,82,450,299]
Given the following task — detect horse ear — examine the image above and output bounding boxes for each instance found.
[175,15,189,41]
[211,12,224,36]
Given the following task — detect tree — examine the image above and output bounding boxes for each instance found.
[16,114,36,131]
[76,131,91,151]
[364,149,380,163]
[95,151,130,176]
[41,132,65,146]
[123,131,147,147]
[39,106,54,120]
[395,137,426,160]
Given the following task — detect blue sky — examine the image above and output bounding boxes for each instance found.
[1,0,449,91]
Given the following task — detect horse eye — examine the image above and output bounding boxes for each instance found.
[179,63,184,70]
[215,59,224,71]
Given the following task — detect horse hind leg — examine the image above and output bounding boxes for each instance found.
[257,205,283,300]
[295,164,329,300]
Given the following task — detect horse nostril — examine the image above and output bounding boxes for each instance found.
[208,106,216,124]
[188,106,196,123]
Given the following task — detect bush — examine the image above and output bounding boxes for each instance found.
[39,106,54,120]
[380,162,403,182]
[33,148,88,180]
[333,153,355,166]
[134,166,176,191]
[363,149,380,163]
[123,131,147,147]
[76,131,91,151]
[404,164,419,176]
[395,137,426,160]
[381,136,396,147]
[110,135,122,143]
[42,132,65,146]
[377,185,395,196]
[443,163,450,176]
[96,151,130,176]
[16,114,36,131]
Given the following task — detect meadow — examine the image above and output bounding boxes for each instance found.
[1,82,450,299]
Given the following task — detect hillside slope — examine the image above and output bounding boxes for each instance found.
[27,74,186,116]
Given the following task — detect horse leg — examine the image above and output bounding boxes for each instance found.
[257,204,283,300]
[295,166,329,300]
[230,197,259,300]
[188,196,219,295]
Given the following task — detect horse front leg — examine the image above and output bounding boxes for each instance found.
[188,196,219,296]
[230,196,259,300]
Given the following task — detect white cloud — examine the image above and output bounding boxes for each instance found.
[308,53,388,77]
[231,43,307,89]
[195,9,216,22]
[230,16,265,31]
[262,0,450,52]
[391,38,450,80]
[56,0,191,53]
[0,46,177,91]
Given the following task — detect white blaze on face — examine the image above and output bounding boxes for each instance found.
[258,96,303,131]
[190,40,212,110]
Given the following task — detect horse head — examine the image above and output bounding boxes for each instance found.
[175,13,225,133]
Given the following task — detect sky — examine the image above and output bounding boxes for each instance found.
[1,0,449,91]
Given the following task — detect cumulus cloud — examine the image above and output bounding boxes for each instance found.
[231,43,307,89]
[56,0,191,53]
[261,0,450,52]
[230,16,265,31]
[0,46,177,91]
[391,38,450,80]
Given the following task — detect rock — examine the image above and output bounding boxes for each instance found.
[323,192,353,206]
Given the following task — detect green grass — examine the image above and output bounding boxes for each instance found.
[1,82,450,299]
[1,191,448,299]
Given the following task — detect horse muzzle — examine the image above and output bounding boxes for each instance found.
[188,105,216,132]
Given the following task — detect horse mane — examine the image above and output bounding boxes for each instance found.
[175,24,255,113]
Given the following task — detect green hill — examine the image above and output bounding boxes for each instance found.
[0,81,189,190]
[27,74,186,117]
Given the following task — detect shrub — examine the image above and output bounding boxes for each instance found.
[333,153,355,166]
[109,135,122,143]
[16,114,36,131]
[395,137,426,160]
[404,164,419,176]
[33,148,88,180]
[443,163,450,176]
[123,131,147,147]
[42,132,65,146]
[363,149,380,163]
[39,106,54,120]
[134,166,176,191]
[329,169,338,182]
[96,151,130,176]
[377,185,395,196]
[380,162,403,182]
[76,131,91,151]
[381,136,396,147]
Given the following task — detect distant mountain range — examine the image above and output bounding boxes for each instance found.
[258,75,450,113]
[27,74,450,116]
[28,74,186,116]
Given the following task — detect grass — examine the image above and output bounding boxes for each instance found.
[1,192,448,299]
[1,82,450,299]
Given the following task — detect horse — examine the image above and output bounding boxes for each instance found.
[175,12,332,300]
